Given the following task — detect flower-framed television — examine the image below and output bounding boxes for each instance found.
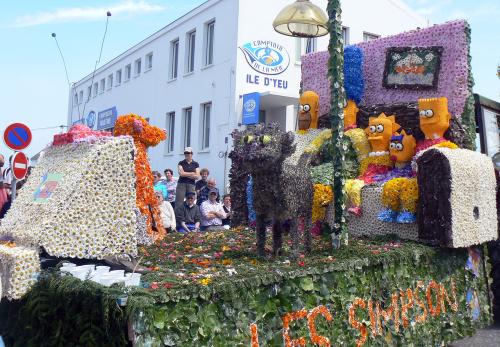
[383,46,443,90]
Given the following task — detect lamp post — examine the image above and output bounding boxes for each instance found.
[273,0,347,248]
[273,0,329,37]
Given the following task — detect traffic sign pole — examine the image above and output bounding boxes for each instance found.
[2,123,32,203]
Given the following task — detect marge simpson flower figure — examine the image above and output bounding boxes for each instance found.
[115,114,167,242]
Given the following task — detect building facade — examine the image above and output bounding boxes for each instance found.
[68,0,426,191]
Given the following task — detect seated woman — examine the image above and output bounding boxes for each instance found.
[200,188,226,231]
[155,190,176,233]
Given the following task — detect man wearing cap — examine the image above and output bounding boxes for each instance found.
[175,191,202,232]
[200,188,226,231]
[197,178,220,206]
[175,147,200,207]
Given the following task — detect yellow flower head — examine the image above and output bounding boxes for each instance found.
[389,130,416,164]
[418,97,451,140]
[200,278,212,286]
[365,113,401,153]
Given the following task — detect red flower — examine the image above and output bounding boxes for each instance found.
[150,282,159,290]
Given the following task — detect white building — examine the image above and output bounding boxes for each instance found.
[68,0,426,191]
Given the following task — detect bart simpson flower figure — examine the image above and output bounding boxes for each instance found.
[114,114,167,241]
[418,97,451,140]
[377,131,418,223]
[297,91,320,131]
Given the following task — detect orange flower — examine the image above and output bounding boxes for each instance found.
[222,259,233,266]
[282,309,308,347]
[349,298,368,347]
[414,281,427,323]
[114,114,166,242]
[250,323,260,347]
[399,288,414,328]
[426,280,441,317]
[307,306,332,346]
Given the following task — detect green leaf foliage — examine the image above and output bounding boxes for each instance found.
[0,237,491,346]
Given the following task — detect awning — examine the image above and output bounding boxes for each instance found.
[259,91,298,109]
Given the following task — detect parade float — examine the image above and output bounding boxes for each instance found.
[0,6,498,347]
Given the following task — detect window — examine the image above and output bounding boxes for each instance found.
[73,93,78,106]
[99,78,105,93]
[204,20,215,66]
[78,91,83,104]
[342,27,350,45]
[182,108,192,148]
[296,37,316,59]
[186,30,196,73]
[170,39,179,79]
[363,32,380,42]
[201,103,211,150]
[107,74,113,90]
[125,64,131,81]
[87,86,92,101]
[134,58,142,75]
[116,69,122,85]
[305,37,316,54]
[146,52,153,70]
[165,112,175,153]
[93,82,98,97]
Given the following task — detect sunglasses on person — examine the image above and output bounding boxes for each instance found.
[184,151,193,155]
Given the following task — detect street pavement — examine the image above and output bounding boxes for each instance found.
[450,323,500,346]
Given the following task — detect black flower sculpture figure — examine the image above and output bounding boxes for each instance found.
[239,123,313,258]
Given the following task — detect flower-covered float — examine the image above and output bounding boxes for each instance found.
[0,117,165,300]
[0,15,497,347]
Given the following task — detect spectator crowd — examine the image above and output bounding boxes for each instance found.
[153,147,231,234]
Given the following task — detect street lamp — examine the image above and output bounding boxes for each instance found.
[272,0,329,38]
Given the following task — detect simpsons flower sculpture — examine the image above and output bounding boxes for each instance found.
[298,91,320,131]
[114,114,167,242]
[378,131,418,223]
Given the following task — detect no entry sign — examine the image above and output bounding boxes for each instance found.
[12,152,29,180]
[3,123,32,151]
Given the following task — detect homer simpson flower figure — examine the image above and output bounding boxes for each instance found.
[378,131,418,223]
[297,91,320,131]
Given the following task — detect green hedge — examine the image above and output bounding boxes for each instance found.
[0,238,491,347]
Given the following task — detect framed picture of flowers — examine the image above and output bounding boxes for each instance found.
[383,46,443,90]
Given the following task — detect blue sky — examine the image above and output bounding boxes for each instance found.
[0,0,498,159]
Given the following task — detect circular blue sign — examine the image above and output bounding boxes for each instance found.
[87,111,96,129]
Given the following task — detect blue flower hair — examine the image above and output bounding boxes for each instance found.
[344,46,364,104]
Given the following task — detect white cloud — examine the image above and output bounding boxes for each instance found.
[412,0,452,16]
[14,0,165,27]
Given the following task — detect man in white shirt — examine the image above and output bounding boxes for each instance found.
[200,188,226,231]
